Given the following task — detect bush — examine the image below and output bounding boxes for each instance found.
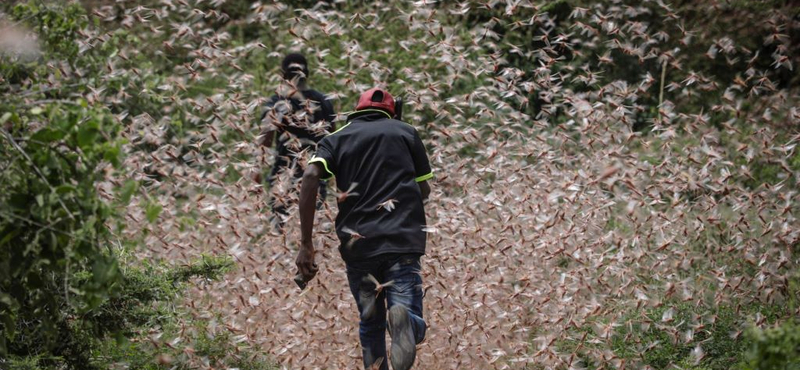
[1,2,124,361]
[1,89,125,368]
[1,3,275,369]
[739,320,800,370]
[3,254,274,370]
[88,254,274,370]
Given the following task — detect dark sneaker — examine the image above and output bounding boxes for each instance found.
[388,305,416,370]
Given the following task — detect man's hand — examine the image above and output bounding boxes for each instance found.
[295,242,318,283]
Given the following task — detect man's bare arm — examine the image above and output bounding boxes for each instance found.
[418,180,431,201]
[296,163,322,281]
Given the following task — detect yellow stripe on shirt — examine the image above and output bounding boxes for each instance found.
[309,157,335,179]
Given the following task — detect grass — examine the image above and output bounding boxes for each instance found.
[93,318,276,370]
[552,292,795,370]
[554,299,792,370]
[88,254,274,370]
[4,254,274,370]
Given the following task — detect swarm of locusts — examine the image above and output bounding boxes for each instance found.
[70,0,800,368]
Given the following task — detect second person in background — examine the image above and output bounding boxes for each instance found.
[257,53,336,229]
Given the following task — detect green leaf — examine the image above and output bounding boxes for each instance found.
[145,201,162,223]
[77,122,99,147]
[92,258,119,285]
[0,112,11,125]
[56,184,76,195]
[31,128,66,143]
[118,180,138,204]
[30,107,43,115]
[36,194,44,207]
[0,229,20,247]
[1,309,14,345]
[103,144,121,166]
[0,292,14,307]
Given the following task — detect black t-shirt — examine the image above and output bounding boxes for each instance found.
[261,89,335,161]
[309,110,433,263]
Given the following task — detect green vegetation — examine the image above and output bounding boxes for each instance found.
[613,302,787,370]
[1,2,275,369]
[4,253,273,369]
[740,320,800,370]
[1,0,125,359]
[555,301,796,370]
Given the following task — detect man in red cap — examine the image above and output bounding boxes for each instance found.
[296,87,433,370]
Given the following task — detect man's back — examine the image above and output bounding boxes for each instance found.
[311,111,433,262]
[297,87,432,370]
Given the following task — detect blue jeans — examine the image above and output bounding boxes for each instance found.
[346,253,427,370]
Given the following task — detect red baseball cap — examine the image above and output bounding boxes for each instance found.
[355,87,395,117]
